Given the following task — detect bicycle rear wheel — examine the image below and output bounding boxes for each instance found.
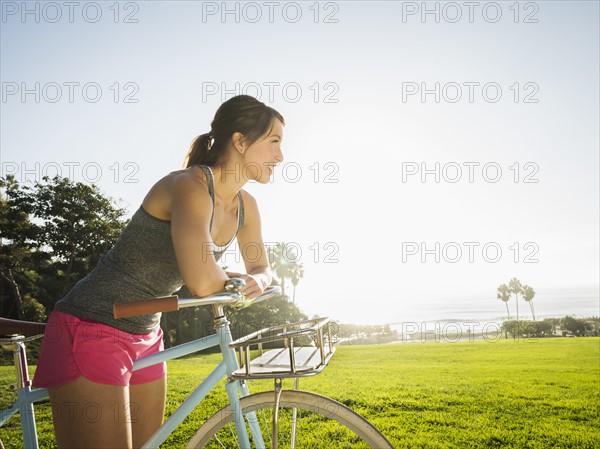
[186,390,394,449]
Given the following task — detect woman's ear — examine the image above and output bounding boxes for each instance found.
[232,132,246,155]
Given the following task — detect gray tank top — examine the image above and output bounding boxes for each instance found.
[54,165,245,334]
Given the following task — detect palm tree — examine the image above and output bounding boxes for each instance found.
[508,277,523,339]
[267,242,285,294]
[497,283,511,319]
[508,277,523,322]
[290,263,304,303]
[522,284,536,321]
[268,242,297,297]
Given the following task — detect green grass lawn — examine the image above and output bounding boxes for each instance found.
[1,337,598,448]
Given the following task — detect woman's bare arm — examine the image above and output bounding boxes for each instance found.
[170,172,230,297]
[227,191,272,298]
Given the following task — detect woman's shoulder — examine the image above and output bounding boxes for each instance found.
[142,166,211,220]
[154,166,212,196]
[239,188,257,208]
[168,165,210,186]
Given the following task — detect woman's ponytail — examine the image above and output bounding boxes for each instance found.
[183,132,214,168]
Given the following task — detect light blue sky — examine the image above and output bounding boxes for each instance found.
[2,1,598,323]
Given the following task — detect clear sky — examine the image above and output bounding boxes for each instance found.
[1,1,598,324]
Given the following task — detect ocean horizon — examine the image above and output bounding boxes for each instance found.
[389,285,600,332]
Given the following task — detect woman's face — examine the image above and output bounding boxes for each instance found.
[243,119,284,184]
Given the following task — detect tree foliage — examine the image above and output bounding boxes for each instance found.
[1,175,128,319]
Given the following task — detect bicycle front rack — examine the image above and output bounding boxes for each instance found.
[229,317,337,380]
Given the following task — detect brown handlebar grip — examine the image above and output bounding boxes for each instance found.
[113,296,179,319]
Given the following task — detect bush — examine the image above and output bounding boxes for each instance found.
[501,320,554,338]
[22,294,47,323]
[501,316,600,338]
[561,315,599,336]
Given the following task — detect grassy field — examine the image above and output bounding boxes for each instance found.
[1,337,598,448]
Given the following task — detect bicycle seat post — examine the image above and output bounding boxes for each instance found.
[1,337,31,389]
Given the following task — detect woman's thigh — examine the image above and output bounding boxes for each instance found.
[48,376,133,449]
[129,376,167,449]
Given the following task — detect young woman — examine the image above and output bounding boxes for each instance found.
[32,95,285,449]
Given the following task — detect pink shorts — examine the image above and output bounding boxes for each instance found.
[32,310,166,388]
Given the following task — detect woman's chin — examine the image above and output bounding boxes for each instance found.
[256,175,271,185]
[245,166,273,184]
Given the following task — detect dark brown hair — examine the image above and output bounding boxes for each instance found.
[184,95,285,168]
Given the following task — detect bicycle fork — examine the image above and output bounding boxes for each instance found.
[217,326,306,448]
[215,311,302,449]
[216,316,266,449]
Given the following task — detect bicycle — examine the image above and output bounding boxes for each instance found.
[1,280,394,448]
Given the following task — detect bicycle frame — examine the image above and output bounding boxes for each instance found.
[1,315,264,449]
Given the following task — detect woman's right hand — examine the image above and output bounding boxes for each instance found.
[225,271,265,299]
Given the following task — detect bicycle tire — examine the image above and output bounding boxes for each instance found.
[186,390,394,449]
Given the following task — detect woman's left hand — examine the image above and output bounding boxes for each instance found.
[225,271,266,299]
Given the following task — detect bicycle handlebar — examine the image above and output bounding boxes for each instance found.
[113,283,282,319]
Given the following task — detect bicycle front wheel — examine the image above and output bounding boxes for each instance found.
[186,390,394,449]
